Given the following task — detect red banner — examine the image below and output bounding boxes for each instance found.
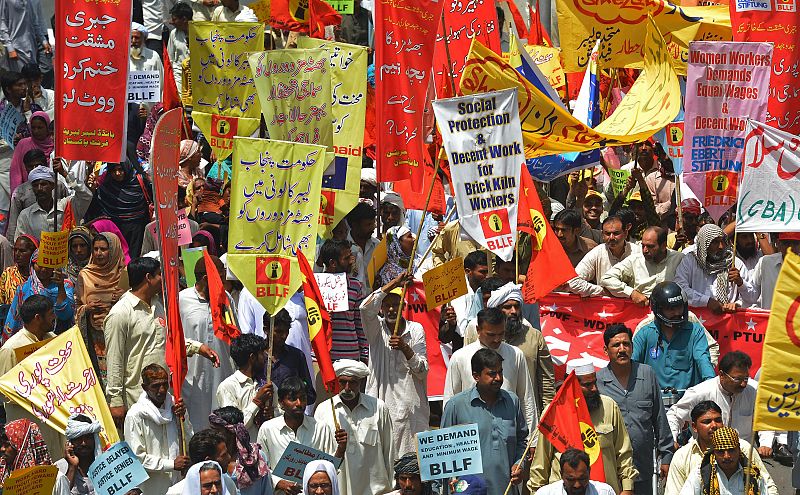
[433,0,501,96]
[55,0,131,162]
[730,3,800,134]
[538,293,769,379]
[150,108,187,399]
[375,0,443,187]
[402,282,447,399]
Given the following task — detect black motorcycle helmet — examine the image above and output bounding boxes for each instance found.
[650,281,688,327]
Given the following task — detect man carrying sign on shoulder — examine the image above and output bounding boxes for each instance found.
[359,271,428,458]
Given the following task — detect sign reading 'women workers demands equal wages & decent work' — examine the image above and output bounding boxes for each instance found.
[432,88,523,261]
[417,424,482,482]
[683,41,772,221]
[737,120,800,233]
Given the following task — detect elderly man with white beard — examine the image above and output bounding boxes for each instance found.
[463,278,555,416]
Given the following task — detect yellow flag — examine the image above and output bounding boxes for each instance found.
[460,16,680,158]
[753,249,800,431]
[226,137,327,314]
[525,45,566,89]
[0,327,119,446]
[190,22,264,160]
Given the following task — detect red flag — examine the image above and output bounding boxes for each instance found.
[391,162,446,215]
[61,199,76,231]
[538,373,606,482]
[309,0,341,38]
[518,167,576,302]
[500,0,528,39]
[161,46,191,138]
[297,250,336,391]
[402,282,446,398]
[527,3,552,46]
[203,249,241,344]
[271,0,341,35]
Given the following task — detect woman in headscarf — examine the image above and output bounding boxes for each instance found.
[191,230,217,256]
[0,235,37,305]
[0,419,53,487]
[85,159,153,258]
[2,249,75,343]
[181,461,229,495]
[75,233,128,387]
[377,225,421,286]
[87,218,132,264]
[303,460,339,495]
[9,112,53,198]
[208,408,271,495]
[65,227,92,287]
[178,140,202,189]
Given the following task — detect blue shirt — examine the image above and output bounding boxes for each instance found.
[441,387,528,495]
[632,320,715,393]
[3,278,75,340]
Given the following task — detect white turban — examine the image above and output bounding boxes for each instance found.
[566,358,595,376]
[360,167,377,186]
[65,414,103,456]
[387,224,412,241]
[131,22,149,38]
[486,282,523,308]
[303,460,340,495]
[333,359,370,378]
[183,461,229,495]
[28,165,55,183]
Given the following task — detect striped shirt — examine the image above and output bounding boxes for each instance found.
[329,275,368,363]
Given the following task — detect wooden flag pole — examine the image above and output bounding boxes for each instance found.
[266,314,275,383]
[502,428,538,495]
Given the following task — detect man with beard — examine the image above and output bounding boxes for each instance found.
[258,377,347,495]
[675,224,758,314]
[389,452,434,495]
[733,232,764,271]
[567,215,641,297]
[16,164,92,241]
[318,239,367,363]
[664,401,777,495]
[55,414,104,494]
[380,191,406,235]
[536,449,615,495]
[597,324,672,495]
[601,226,684,306]
[442,348,528,495]
[679,427,770,495]
[129,23,164,93]
[529,358,638,495]
[463,280,554,416]
[314,359,394,495]
[360,272,429,457]
[444,307,537,429]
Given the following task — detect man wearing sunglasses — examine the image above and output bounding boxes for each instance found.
[665,351,777,459]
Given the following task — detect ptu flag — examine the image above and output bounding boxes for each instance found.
[753,248,800,431]
[538,372,606,482]
[298,249,336,391]
[518,167,577,302]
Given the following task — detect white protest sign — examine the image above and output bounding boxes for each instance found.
[273,441,342,483]
[432,88,523,261]
[417,423,482,482]
[736,120,800,232]
[88,441,149,495]
[313,272,348,312]
[127,71,161,102]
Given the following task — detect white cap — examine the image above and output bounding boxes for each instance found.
[566,358,595,376]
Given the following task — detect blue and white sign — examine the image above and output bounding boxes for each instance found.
[417,423,482,482]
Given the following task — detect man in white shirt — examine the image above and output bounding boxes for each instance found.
[601,226,684,306]
[664,401,777,495]
[167,2,192,90]
[314,359,394,495]
[444,307,537,429]
[667,351,773,456]
[216,334,277,440]
[211,0,258,21]
[258,376,346,494]
[536,448,616,495]
[567,215,640,297]
[16,165,92,241]
[125,364,192,495]
[360,272,428,457]
[129,23,164,94]
[450,250,489,339]
[679,426,769,495]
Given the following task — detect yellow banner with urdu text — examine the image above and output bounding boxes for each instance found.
[753,249,800,431]
[190,22,264,160]
[460,16,681,158]
[226,137,327,314]
[0,327,119,446]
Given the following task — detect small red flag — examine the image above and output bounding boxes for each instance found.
[256,256,291,285]
[479,208,512,238]
[538,372,606,482]
[518,167,577,302]
[500,0,528,39]
[391,162,446,216]
[203,249,241,344]
[297,250,337,391]
[309,0,341,38]
[271,0,341,35]
[527,3,552,47]
[162,45,191,138]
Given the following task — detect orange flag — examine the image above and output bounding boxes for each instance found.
[518,167,577,302]
[203,249,241,344]
[297,249,337,391]
[538,372,606,482]
[271,0,341,36]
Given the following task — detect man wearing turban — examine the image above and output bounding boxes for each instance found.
[389,452,434,495]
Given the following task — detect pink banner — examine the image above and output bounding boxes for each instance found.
[682,41,772,221]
